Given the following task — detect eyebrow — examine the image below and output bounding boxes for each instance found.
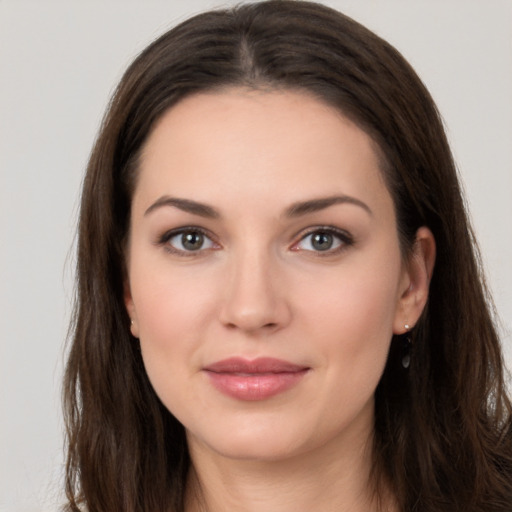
[144,194,372,219]
[144,196,220,218]
[284,195,373,217]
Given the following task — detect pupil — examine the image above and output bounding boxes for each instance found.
[312,232,333,251]
[182,232,203,250]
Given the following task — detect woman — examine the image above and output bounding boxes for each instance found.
[63,1,512,511]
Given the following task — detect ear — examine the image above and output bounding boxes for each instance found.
[124,280,140,338]
[393,226,436,334]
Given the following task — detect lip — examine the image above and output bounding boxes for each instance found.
[203,357,310,401]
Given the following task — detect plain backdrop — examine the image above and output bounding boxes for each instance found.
[1,1,511,510]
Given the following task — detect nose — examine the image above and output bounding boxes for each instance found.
[218,248,291,334]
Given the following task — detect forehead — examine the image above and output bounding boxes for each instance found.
[135,88,392,217]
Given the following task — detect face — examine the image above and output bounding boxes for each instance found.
[125,89,428,463]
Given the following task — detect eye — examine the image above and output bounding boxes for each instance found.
[292,228,353,254]
[159,228,218,255]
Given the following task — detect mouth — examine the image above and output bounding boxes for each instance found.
[203,357,310,401]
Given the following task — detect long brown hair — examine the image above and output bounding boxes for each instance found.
[63,2,512,511]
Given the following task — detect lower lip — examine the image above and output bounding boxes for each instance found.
[205,370,309,401]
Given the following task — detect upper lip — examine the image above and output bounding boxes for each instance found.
[203,357,309,374]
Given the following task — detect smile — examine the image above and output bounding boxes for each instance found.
[203,357,310,401]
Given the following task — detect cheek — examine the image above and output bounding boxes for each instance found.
[129,258,220,401]
[296,252,402,383]
[297,271,399,427]
[301,258,401,341]
[131,252,218,336]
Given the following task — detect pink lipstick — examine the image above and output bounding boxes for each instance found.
[203,357,309,401]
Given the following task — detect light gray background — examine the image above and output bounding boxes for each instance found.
[1,1,511,510]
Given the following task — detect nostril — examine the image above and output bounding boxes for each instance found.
[223,320,278,332]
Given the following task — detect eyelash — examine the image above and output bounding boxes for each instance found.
[157,227,219,256]
[156,226,354,257]
[291,226,354,256]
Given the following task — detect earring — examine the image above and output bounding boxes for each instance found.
[402,324,412,369]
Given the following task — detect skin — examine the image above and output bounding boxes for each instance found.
[124,89,435,512]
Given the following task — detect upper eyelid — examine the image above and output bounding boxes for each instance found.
[292,225,353,242]
[157,227,220,257]
[155,227,220,254]
[288,226,354,253]
[158,226,216,242]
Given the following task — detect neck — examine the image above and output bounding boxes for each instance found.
[184,425,395,512]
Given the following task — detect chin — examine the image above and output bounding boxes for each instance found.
[186,416,315,462]
[198,436,306,462]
